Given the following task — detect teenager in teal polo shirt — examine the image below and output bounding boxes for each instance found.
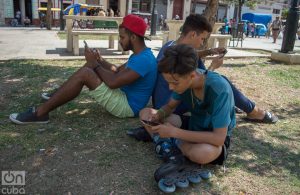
[140,44,235,165]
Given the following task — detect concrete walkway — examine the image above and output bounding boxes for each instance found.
[1,27,299,60]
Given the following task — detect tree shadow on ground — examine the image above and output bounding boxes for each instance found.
[232,102,300,179]
[0,60,299,194]
[221,63,247,68]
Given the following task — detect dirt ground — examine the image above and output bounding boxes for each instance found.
[0,58,299,195]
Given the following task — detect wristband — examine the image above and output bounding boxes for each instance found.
[158,108,166,120]
[93,64,100,71]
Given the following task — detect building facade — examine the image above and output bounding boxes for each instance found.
[0,0,128,26]
[2,0,75,26]
[2,0,290,27]
[0,0,192,26]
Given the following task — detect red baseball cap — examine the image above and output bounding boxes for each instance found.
[120,14,151,40]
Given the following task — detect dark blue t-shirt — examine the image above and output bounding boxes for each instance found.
[121,47,157,116]
[172,69,235,136]
[152,41,206,114]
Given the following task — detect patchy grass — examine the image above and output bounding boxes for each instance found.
[0,58,299,194]
[268,69,300,89]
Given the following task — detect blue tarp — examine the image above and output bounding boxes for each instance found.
[242,13,272,26]
[64,4,88,15]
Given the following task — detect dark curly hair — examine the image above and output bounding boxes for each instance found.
[158,44,198,76]
[181,14,212,36]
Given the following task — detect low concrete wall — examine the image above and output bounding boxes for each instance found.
[271,52,300,64]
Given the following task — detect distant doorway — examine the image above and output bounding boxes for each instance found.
[172,0,183,20]
[25,0,32,22]
[13,0,20,18]
[109,0,119,15]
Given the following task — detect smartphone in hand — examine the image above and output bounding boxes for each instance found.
[83,40,89,48]
[141,120,160,127]
[219,49,228,58]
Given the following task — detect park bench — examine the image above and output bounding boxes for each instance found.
[207,34,232,48]
[64,15,124,56]
[165,20,231,48]
[72,30,119,56]
[93,20,119,29]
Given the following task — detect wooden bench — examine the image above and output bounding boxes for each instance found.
[207,34,232,49]
[72,30,119,56]
[163,20,231,49]
[93,20,118,29]
[64,16,123,55]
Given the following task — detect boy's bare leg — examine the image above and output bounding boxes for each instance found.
[36,67,101,117]
[180,142,222,164]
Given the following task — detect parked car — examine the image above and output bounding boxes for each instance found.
[255,23,267,36]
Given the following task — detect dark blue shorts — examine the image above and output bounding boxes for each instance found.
[221,75,255,114]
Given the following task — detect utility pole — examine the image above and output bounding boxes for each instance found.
[150,0,157,36]
[60,0,64,30]
[281,0,299,53]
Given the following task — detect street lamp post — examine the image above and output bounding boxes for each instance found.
[60,0,64,31]
[280,0,299,53]
[150,0,158,36]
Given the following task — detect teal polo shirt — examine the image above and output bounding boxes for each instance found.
[172,69,235,136]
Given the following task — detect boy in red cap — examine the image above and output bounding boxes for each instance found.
[10,15,157,124]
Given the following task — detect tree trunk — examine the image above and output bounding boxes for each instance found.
[233,5,238,21]
[125,0,129,15]
[202,0,219,26]
[202,0,219,49]
[238,0,243,22]
[46,0,52,30]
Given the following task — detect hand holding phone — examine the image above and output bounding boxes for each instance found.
[141,120,160,127]
[219,49,227,58]
[83,40,89,48]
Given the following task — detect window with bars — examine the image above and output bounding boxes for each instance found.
[273,9,280,14]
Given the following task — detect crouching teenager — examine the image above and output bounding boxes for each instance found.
[139,44,236,192]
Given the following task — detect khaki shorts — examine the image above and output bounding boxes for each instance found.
[89,83,134,118]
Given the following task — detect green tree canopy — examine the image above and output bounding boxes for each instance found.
[281,8,289,19]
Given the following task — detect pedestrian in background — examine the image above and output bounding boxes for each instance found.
[251,23,255,38]
[271,16,282,43]
[266,22,271,39]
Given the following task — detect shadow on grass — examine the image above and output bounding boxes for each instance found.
[270,102,300,121]
[0,60,132,152]
[0,60,299,194]
[231,130,299,177]
[232,103,300,179]
[222,63,247,68]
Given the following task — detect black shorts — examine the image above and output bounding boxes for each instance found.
[179,115,231,165]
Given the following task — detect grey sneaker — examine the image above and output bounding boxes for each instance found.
[41,88,58,101]
[41,92,51,100]
[9,107,49,125]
